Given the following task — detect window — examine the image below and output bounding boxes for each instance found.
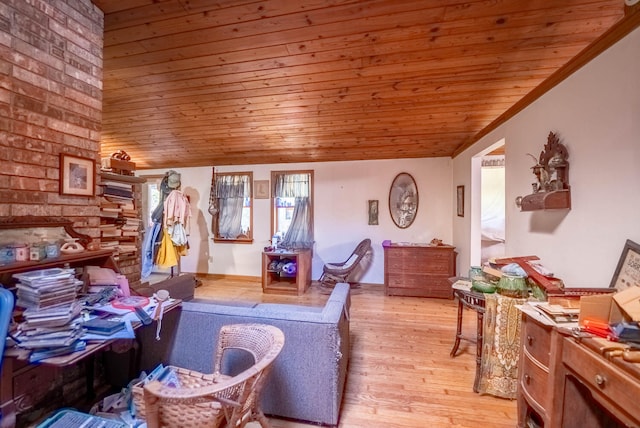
[139,175,164,229]
[212,172,253,243]
[271,170,313,249]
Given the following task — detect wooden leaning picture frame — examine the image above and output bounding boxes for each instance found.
[610,239,640,290]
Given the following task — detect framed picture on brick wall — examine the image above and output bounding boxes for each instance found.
[60,154,95,196]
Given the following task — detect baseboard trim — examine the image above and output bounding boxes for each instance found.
[185,272,261,283]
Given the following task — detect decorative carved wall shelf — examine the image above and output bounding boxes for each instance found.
[517,132,571,211]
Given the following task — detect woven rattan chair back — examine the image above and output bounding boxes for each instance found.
[143,323,285,428]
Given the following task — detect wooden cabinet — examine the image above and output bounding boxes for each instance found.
[517,312,566,428]
[262,249,311,295]
[382,241,456,298]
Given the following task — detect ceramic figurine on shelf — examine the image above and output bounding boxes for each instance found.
[60,238,84,254]
[527,154,549,193]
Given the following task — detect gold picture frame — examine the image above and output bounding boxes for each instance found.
[254,180,270,199]
[60,154,95,196]
[389,172,418,229]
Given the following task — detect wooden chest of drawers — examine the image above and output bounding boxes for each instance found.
[517,313,565,428]
[382,240,456,298]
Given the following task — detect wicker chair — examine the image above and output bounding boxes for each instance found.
[142,323,285,428]
[319,238,372,288]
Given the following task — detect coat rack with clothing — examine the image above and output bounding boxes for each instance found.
[142,170,191,279]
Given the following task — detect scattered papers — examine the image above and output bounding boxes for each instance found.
[519,301,580,329]
[533,302,580,324]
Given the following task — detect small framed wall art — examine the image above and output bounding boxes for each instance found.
[60,154,95,196]
[457,185,464,217]
[368,200,379,225]
[254,180,270,199]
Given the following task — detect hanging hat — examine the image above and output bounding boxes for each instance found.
[167,171,181,189]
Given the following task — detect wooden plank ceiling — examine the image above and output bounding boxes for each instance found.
[93,0,626,169]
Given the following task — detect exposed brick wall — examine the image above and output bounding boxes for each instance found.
[0,0,103,239]
[1,2,109,422]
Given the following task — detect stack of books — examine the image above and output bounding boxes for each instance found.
[99,179,140,258]
[14,302,86,362]
[99,198,122,219]
[12,268,87,361]
[14,268,82,310]
[102,180,134,200]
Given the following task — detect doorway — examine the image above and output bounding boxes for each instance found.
[470,140,506,266]
[480,153,505,263]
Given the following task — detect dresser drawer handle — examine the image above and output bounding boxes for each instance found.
[595,374,606,387]
[524,374,531,385]
[527,335,533,346]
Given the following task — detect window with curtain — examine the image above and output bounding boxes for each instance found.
[271,170,313,250]
[212,172,253,243]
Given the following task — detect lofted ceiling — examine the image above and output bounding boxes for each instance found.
[93,0,631,170]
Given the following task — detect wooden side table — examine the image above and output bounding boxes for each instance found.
[450,280,486,393]
[262,249,311,295]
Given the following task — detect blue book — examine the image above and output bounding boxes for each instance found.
[611,322,640,343]
[82,318,126,335]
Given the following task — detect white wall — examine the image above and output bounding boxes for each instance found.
[453,27,640,287]
[141,157,453,284]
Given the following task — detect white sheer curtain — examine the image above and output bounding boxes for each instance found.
[275,173,313,249]
[215,174,250,239]
[274,173,310,198]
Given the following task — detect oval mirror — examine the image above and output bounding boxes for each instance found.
[388,172,418,229]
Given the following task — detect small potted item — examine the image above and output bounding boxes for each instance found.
[44,240,61,258]
[497,274,528,298]
[29,244,46,261]
[0,246,15,264]
[14,244,29,262]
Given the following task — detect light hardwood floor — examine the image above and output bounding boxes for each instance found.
[192,276,517,428]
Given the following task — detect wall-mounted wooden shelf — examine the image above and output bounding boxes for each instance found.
[518,132,571,212]
[519,188,571,211]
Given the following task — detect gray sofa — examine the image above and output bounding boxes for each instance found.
[137,282,351,427]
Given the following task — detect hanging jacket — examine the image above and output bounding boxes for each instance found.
[141,222,162,278]
[155,227,178,269]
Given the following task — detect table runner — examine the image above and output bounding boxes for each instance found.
[478,293,526,399]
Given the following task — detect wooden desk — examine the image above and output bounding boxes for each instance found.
[0,299,181,427]
[516,309,640,428]
[560,337,640,427]
[450,280,486,392]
